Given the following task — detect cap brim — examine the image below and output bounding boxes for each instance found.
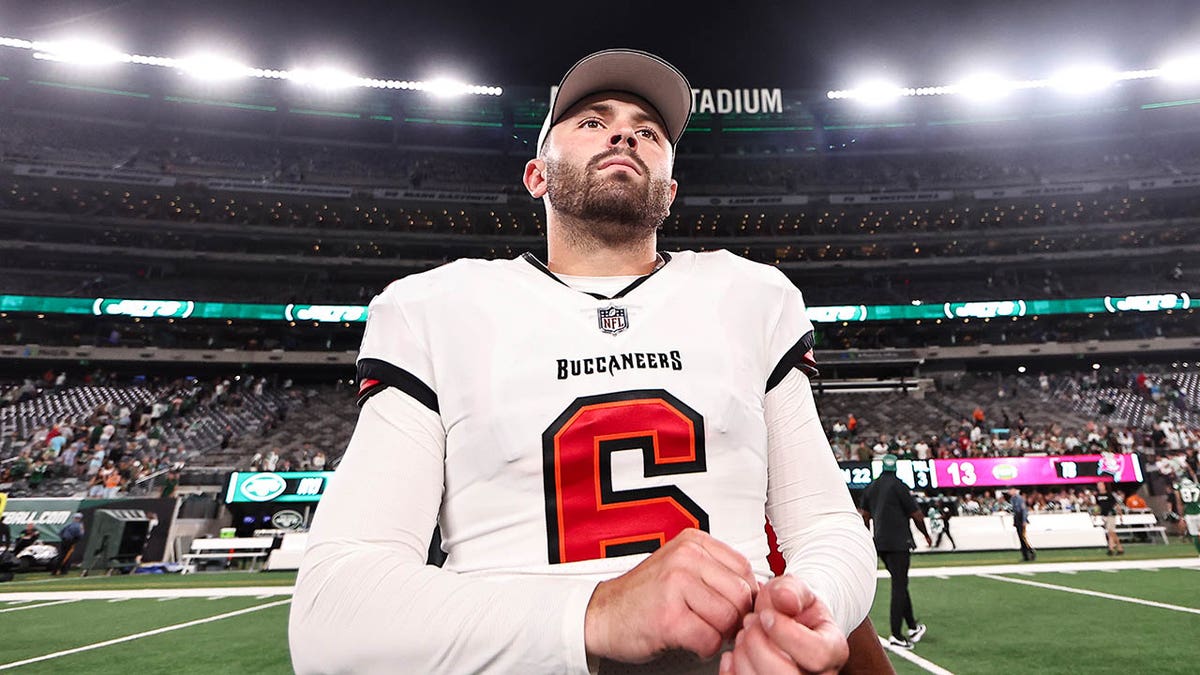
[538,49,691,153]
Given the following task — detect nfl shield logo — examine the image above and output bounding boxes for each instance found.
[597,306,629,335]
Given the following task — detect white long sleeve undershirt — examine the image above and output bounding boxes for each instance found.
[289,371,876,673]
[764,369,877,637]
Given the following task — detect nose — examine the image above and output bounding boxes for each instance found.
[609,129,637,149]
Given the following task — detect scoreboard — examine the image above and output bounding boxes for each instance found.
[840,453,1143,490]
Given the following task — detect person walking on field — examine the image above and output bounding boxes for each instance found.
[1010,488,1036,561]
[859,454,932,650]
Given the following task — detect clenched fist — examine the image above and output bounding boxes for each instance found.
[720,576,849,675]
[584,528,759,663]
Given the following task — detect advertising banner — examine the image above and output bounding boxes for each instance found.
[205,178,353,198]
[371,188,507,204]
[2,497,178,564]
[14,163,177,187]
[828,191,953,204]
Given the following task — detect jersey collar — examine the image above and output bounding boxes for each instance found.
[519,251,673,301]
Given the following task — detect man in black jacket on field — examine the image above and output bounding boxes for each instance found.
[860,454,932,650]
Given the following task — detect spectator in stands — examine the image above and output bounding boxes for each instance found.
[160,469,180,498]
[264,447,280,472]
[1009,488,1036,561]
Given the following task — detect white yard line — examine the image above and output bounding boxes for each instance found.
[978,573,1200,615]
[0,586,293,602]
[878,636,956,675]
[891,557,1200,579]
[0,599,78,614]
[0,599,291,671]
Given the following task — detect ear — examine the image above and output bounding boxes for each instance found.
[666,178,678,208]
[524,158,548,199]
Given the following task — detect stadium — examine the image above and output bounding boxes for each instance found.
[0,2,1198,673]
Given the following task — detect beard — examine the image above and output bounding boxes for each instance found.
[543,148,673,248]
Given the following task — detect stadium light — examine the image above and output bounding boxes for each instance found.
[952,74,1015,101]
[1048,66,1119,94]
[0,34,503,96]
[177,54,253,81]
[422,78,471,97]
[30,39,125,65]
[1160,56,1200,82]
[286,67,362,90]
[847,80,906,105]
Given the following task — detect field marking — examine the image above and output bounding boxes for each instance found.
[0,599,78,614]
[895,557,1200,579]
[0,586,294,602]
[878,636,955,674]
[978,574,1200,615]
[0,598,291,671]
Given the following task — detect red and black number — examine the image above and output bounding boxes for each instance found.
[542,389,709,564]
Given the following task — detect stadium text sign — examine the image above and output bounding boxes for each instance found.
[284,304,366,323]
[549,85,784,116]
[224,471,335,503]
[691,88,783,115]
[93,298,195,319]
[1104,293,1191,313]
[943,300,1027,319]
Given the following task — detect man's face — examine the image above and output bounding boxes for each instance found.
[532,92,678,244]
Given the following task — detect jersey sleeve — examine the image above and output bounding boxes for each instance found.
[764,368,876,637]
[356,282,439,412]
[289,388,598,674]
[764,270,818,393]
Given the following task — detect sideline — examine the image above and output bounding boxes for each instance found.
[0,586,294,602]
[892,557,1200,579]
[0,598,292,671]
[978,573,1200,615]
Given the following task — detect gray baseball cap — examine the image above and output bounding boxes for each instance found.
[536,49,692,154]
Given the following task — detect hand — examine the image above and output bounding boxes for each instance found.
[720,576,849,675]
[584,528,757,663]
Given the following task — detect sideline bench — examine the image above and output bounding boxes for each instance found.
[1093,513,1169,545]
[180,537,275,573]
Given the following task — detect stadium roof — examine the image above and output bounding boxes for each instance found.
[2,0,1195,90]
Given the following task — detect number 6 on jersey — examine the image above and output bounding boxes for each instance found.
[542,390,710,564]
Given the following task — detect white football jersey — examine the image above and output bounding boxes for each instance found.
[356,249,816,581]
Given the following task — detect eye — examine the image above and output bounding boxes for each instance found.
[581,118,604,129]
[637,127,660,141]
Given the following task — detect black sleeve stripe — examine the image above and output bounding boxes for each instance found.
[357,357,439,413]
[765,330,818,394]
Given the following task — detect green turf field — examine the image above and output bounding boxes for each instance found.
[0,545,1195,673]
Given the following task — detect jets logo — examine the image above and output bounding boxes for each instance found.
[271,509,305,530]
[239,473,288,502]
